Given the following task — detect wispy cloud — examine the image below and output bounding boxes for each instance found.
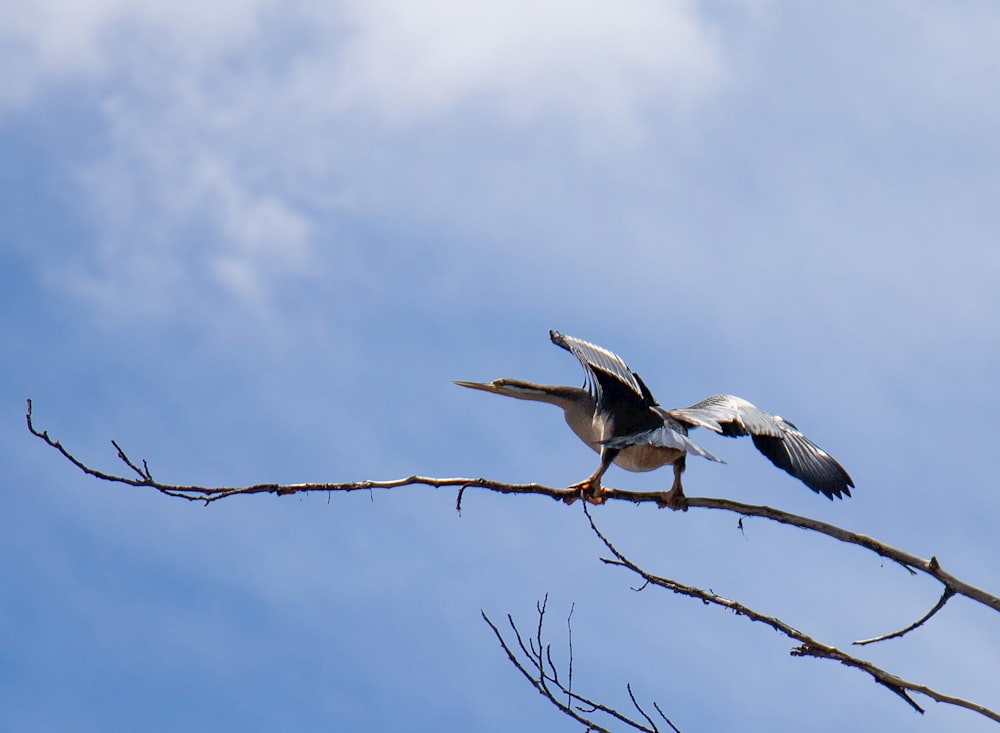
[8,1,727,318]
[0,0,265,107]
[330,0,723,129]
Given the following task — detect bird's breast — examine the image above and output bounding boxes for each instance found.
[613,444,684,473]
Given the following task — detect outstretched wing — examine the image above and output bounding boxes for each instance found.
[549,330,661,437]
[549,330,646,400]
[668,394,854,499]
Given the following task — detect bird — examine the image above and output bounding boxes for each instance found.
[454,330,853,507]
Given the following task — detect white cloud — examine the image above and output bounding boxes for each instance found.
[331,0,723,130]
[60,94,312,315]
[0,0,265,107]
[2,0,724,130]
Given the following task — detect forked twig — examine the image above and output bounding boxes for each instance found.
[483,597,681,733]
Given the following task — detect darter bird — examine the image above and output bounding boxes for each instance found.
[454,330,853,507]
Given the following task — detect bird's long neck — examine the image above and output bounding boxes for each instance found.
[492,380,591,407]
[491,380,600,448]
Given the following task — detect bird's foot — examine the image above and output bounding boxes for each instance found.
[566,478,608,505]
[656,486,689,512]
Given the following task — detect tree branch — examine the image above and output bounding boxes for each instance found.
[26,399,1000,618]
[25,399,1000,727]
[681,497,1000,616]
[583,505,1000,724]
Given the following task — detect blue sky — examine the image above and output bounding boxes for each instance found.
[3,2,1000,730]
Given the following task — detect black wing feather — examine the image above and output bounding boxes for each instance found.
[669,394,854,499]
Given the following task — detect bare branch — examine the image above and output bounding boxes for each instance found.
[483,602,680,733]
[583,505,1000,725]
[853,588,957,646]
[26,398,1000,620]
[26,399,1000,726]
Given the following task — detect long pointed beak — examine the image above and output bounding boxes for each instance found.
[452,379,500,393]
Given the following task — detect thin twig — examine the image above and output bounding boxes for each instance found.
[853,588,957,646]
[482,602,679,733]
[481,611,615,733]
[567,602,575,710]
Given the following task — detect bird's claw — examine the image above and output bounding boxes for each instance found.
[566,478,607,505]
[656,487,689,511]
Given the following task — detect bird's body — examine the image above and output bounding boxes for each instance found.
[455,330,853,505]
